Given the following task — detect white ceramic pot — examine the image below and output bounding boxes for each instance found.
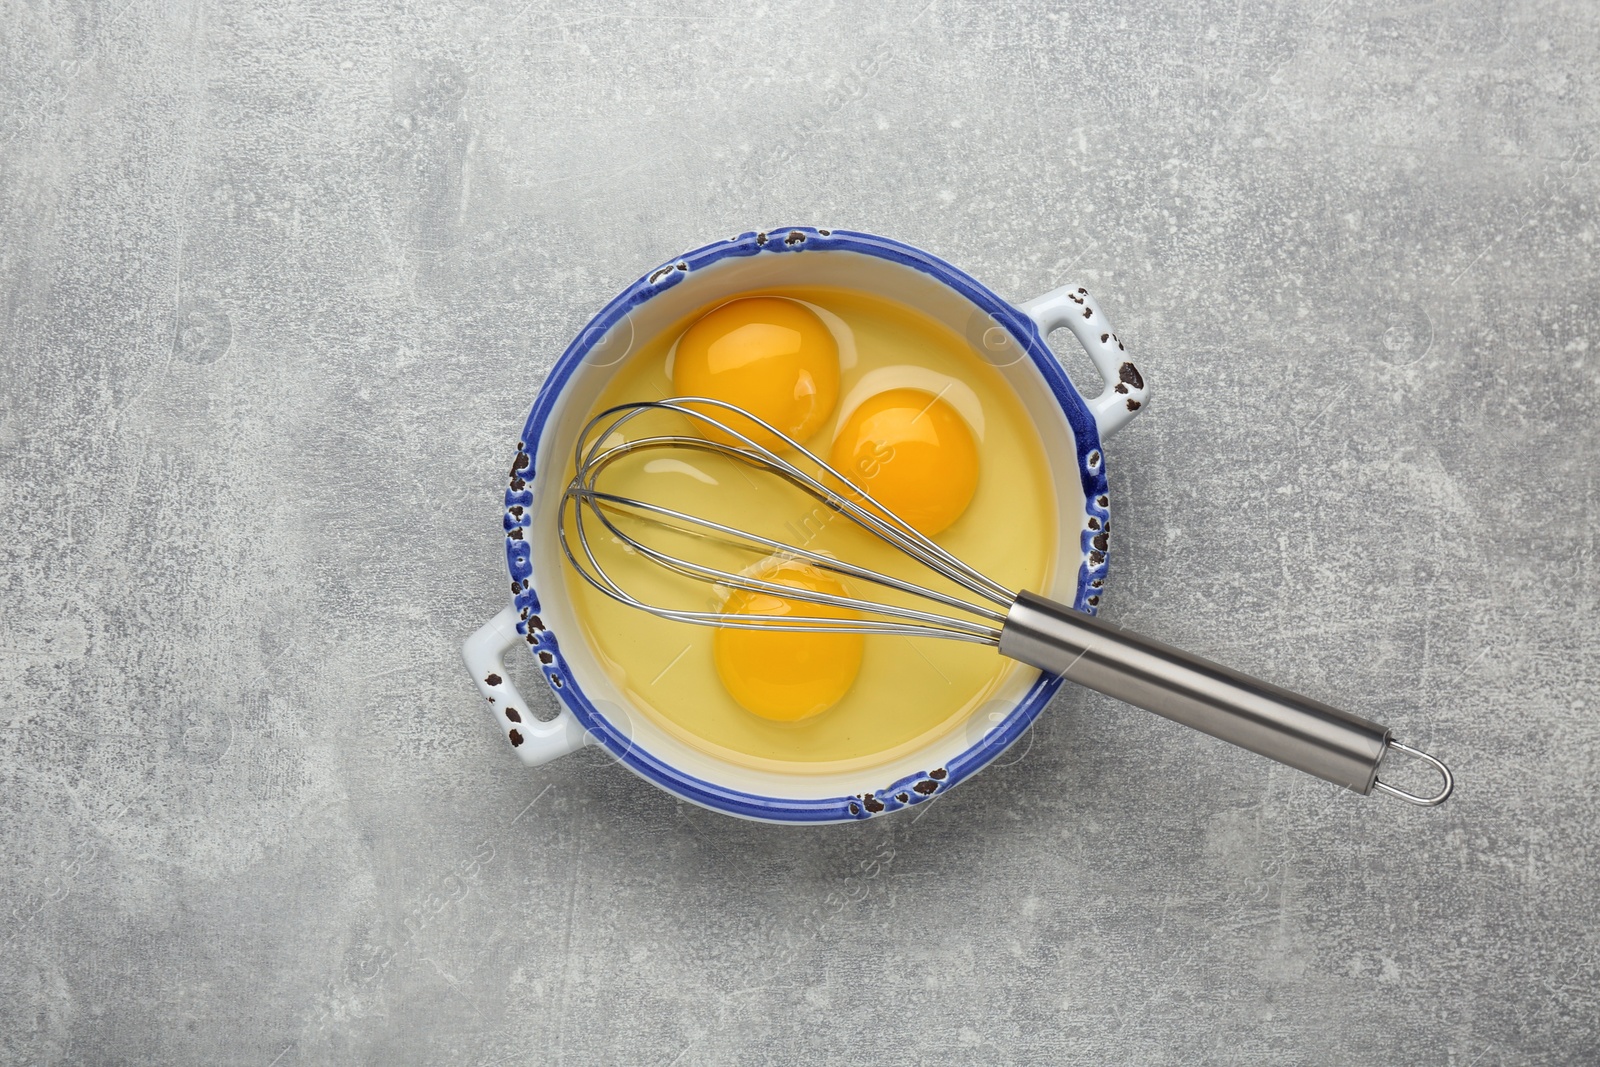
[462,227,1148,822]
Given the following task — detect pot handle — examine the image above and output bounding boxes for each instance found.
[462,605,590,766]
[1017,284,1149,439]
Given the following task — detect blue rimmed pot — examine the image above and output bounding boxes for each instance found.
[462,227,1148,823]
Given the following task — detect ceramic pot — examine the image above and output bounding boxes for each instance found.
[462,227,1148,822]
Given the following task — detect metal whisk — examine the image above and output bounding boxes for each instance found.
[560,397,1453,807]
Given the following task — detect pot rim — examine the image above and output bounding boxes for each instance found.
[501,226,1113,823]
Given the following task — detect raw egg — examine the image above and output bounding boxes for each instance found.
[713,561,864,722]
[566,285,1059,769]
[672,297,840,450]
[829,387,979,536]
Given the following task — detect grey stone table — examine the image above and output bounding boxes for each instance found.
[3,2,1596,1063]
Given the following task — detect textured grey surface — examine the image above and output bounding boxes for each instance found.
[2,1,1597,1063]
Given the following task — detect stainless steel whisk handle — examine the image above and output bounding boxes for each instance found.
[999,592,1454,806]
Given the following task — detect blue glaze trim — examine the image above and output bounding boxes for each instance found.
[502,227,1108,823]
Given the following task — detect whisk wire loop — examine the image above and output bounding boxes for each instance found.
[576,487,1008,630]
[578,399,1014,606]
[558,398,1015,644]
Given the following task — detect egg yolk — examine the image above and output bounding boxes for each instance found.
[828,388,980,536]
[672,297,840,450]
[713,562,864,722]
